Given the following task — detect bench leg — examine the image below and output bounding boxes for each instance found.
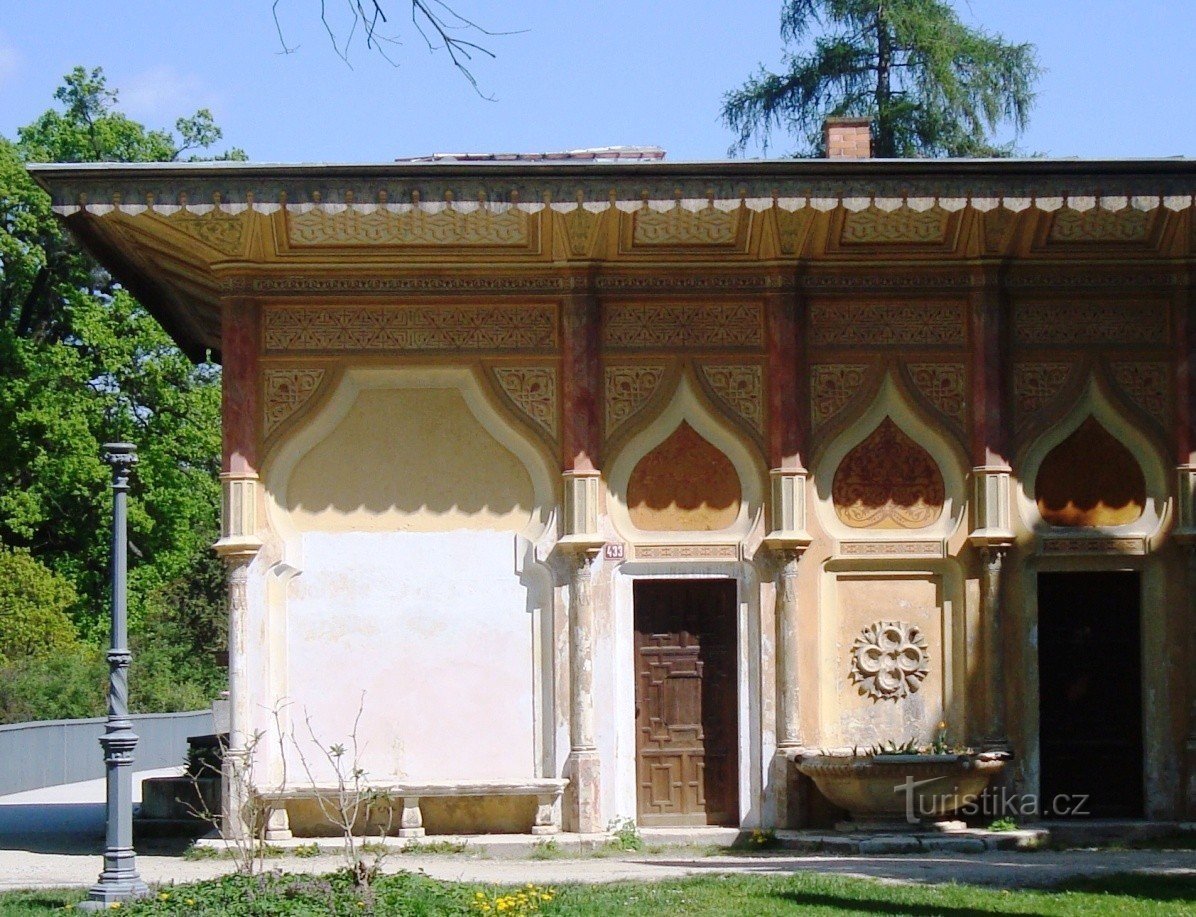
[398,796,425,838]
[264,802,293,841]
[531,792,561,835]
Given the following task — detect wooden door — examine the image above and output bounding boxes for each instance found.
[1038,571,1143,818]
[634,579,738,826]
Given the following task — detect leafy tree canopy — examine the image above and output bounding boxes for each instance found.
[0,67,228,704]
[722,0,1041,157]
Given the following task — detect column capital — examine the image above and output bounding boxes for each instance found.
[765,468,812,551]
[969,466,1015,548]
[214,471,262,560]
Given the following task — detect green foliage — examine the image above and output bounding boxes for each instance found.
[0,66,234,722]
[723,0,1041,157]
[988,816,1019,832]
[0,543,79,664]
[605,817,644,852]
[0,644,107,722]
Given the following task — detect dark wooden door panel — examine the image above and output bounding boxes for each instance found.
[634,580,738,827]
[1038,571,1143,818]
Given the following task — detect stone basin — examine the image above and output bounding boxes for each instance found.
[798,752,1008,830]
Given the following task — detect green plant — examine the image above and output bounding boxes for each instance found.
[471,884,555,915]
[988,817,1019,832]
[403,839,469,855]
[530,839,563,860]
[742,828,780,850]
[606,817,644,852]
[292,842,322,858]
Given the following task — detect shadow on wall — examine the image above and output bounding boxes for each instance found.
[285,388,536,525]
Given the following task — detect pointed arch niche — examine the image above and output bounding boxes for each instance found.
[1019,377,1167,540]
[814,373,966,546]
[607,374,765,544]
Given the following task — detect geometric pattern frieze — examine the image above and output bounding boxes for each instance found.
[163,209,247,257]
[263,305,558,353]
[840,207,950,245]
[286,207,532,247]
[630,206,742,246]
[602,303,763,350]
[1014,302,1168,346]
[1048,208,1152,244]
[810,301,965,347]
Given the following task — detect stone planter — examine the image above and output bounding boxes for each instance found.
[798,752,1008,830]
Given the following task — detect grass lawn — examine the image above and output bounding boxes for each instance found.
[1,870,1192,916]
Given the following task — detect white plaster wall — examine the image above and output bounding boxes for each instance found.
[283,530,537,782]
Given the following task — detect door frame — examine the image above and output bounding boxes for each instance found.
[609,562,764,829]
[1018,554,1168,818]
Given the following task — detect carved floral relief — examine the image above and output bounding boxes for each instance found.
[811,364,869,429]
[850,621,930,701]
[699,364,763,435]
[604,365,667,435]
[264,368,326,436]
[492,366,558,442]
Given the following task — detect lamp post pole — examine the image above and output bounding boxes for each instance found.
[81,443,149,909]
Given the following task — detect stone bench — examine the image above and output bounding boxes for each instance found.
[256,778,569,839]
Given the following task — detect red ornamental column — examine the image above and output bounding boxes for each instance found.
[558,284,604,833]
[967,269,1014,752]
[214,296,264,838]
[763,283,811,827]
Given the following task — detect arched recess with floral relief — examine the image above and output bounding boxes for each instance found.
[813,372,966,544]
[606,372,765,544]
[1018,376,1167,537]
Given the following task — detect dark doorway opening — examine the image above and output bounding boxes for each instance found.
[1038,571,1143,818]
[633,579,738,827]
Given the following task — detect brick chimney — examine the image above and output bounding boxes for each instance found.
[823,117,872,159]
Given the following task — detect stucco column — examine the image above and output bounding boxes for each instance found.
[214,297,263,838]
[979,546,1010,750]
[565,545,602,833]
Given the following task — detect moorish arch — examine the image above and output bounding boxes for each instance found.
[1018,376,1167,535]
[814,372,966,541]
[606,373,765,542]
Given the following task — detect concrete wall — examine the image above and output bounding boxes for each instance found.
[0,710,213,796]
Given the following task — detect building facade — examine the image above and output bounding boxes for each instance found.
[32,142,1196,833]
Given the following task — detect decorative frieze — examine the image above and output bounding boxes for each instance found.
[604,365,667,434]
[561,208,603,257]
[838,540,943,558]
[810,300,965,347]
[1014,302,1168,346]
[840,207,951,245]
[630,206,742,246]
[1039,535,1147,556]
[810,364,869,429]
[602,302,763,350]
[698,363,764,434]
[906,363,967,427]
[850,621,930,701]
[492,366,559,442]
[1108,361,1170,428]
[632,543,740,561]
[263,305,557,353]
[164,209,247,256]
[286,206,533,247]
[263,368,326,437]
[775,208,814,254]
[1048,207,1153,243]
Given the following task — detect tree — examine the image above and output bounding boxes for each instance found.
[0,68,230,720]
[722,0,1041,157]
[273,1,513,93]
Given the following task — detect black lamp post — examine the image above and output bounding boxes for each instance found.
[81,443,149,909]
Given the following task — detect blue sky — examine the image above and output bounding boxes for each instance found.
[1,1,1192,162]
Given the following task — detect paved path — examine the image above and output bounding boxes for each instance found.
[0,842,1192,892]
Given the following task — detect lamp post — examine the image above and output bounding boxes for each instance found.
[81,443,149,909]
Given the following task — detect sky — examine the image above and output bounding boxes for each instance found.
[0,1,1193,163]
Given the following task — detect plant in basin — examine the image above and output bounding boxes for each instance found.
[798,724,1010,831]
